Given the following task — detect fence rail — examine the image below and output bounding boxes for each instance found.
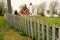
[4,13,60,40]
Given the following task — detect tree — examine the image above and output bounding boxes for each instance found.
[0,2,8,16]
[37,2,46,16]
[7,0,12,13]
[49,1,59,16]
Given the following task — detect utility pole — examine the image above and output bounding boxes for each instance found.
[7,0,12,13]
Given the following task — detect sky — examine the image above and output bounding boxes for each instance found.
[11,0,54,11]
[0,0,59,11]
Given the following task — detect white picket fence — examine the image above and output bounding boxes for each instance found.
[4,13,60,40]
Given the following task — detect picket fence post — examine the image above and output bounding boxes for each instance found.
[42,22,44,40]
[52,24,55,40]
[59,27,60,40]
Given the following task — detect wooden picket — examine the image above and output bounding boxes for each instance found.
[4,14,60,40]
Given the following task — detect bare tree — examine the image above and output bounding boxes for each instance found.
[37,2,46,16]
[7,0,12,13]
[49,1,59,15]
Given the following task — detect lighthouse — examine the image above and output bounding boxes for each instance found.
[29,2,38,16]
[29,2,33,16]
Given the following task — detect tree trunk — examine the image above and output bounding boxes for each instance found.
[7,0,12,13]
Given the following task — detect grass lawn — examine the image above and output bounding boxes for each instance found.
[29,16,60,26]
[0,16,32,40]
[21,16,60,26]
[1,15,60,40]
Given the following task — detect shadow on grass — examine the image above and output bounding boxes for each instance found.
[9,25,27,36]
[9,26,36,40]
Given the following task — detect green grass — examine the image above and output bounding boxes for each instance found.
[22,16,60,26]
[1,15,60,40]
[0,16,32,40]
[0,16,6,40]
[0,16,5,26]
[28,16,60,26]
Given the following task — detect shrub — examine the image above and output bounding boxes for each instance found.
[0,2,8,16]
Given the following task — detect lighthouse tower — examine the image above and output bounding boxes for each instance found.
[29,2,33,16]
[29,2,38,16]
